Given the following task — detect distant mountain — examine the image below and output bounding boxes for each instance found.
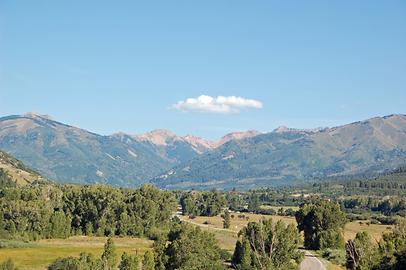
[131,129,213,158]
[153,114,406,190]
[0,113,207,186]
[3,113,406,190]
[215,130,262,147]
[0,149,45,187]
[132,129,261,153]
[0,113,259,187]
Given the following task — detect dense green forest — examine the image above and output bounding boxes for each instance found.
[0,183,177,240]
[179,190,226,216]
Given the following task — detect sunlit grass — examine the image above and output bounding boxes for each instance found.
[180,211,393,267]
[0,236,152,270]
[180,213,296,251]
[344,220,393,242]
[0,215,394,269]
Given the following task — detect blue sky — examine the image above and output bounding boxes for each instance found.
[1,1,405,139]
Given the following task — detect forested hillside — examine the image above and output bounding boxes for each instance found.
[1,113,406,189]
[154,114,406,189]
[0,113,207,186]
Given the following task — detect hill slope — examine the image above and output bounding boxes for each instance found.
[153,114,406,189]
[0,150,45,187]
[0,113,205,186]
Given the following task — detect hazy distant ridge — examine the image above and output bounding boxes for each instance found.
[153,114,406,189]
[0,113,258,186]
[1,113,405,188]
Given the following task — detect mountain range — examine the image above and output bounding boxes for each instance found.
[0,113,405,189]
[0,113,257,187]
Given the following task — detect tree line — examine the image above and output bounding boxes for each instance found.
[0,183,177,241]
[42,216,304,270]
[180,190,226,216]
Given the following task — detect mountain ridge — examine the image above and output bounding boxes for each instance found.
[152,114,406,189]
[0,112,259,187]
[1,113,405,189]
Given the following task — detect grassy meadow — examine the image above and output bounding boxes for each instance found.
[0,212,393,269]
[180,211,393,251]
[0,236,152,270]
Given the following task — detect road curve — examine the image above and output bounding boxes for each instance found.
[300,251,326,270]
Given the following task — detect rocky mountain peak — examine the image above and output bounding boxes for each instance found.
[134,129,179,146]
[23,112,53,120]
[217,130,261,146]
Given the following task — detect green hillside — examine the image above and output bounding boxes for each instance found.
[153,114,406,189]
[0,113,205,187]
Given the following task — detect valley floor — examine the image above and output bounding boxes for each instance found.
[0,212,392,270]
[0,236,152,270]
[180,212,391,250]
[179,211,392,270]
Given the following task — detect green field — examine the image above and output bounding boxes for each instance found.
[0,236,152,270]
[180,213,297,251]
[180,212,393,251]
[0,214,393,269]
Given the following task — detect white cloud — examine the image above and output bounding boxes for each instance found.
[172,95,263,113]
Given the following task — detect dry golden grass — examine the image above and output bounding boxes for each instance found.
[180,213,393,251]
[0,236,152,270]
[184,212,295,233]
[180,213,296,251]
[0,215,393,269]
[344,220,393,242]
[260,205,300,211]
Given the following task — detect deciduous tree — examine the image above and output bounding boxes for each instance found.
[296,201,346,250]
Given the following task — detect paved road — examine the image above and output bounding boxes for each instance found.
[300,251,326,270]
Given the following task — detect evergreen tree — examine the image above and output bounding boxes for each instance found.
[119,252,140,270]
[142,251,155,270]
[49,211,71,239]
[118,212,131,236]
[85,222,93,236]
[247,193,260,212]
[222,210,231,229]
[232,239,252,270]
[101,237,117,270]
[78,253,101,270]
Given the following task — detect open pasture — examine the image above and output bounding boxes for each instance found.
[0,236,152,270]
[180,212,393,251]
